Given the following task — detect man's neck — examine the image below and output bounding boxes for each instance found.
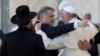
[39,21,51,25]
[19,25,31,29]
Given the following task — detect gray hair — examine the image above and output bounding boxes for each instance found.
[37,6,55,20]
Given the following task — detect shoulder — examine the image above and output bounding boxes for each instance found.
[58,21,64,26]
[3,31,15,40]
[41,23,52,28]
[32,33,43,41]
[4,30,17,37]
[41,23,54,31]
[34,33,42,38]
[33,33,44,46]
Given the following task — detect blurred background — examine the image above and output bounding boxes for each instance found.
[0,0,100,34]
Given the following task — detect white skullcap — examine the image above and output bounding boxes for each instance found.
[59,0,71,11]
[63,6,76,14]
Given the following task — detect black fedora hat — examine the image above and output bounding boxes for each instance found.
[11,5,37,24]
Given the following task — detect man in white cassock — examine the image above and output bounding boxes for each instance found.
[35,5,99,56]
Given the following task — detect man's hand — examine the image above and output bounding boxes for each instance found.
[83,13,91,20]
[78,40,91,50]
[78,20,89,27]
[35,23,41,31]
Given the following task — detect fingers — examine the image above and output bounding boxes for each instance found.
[35,23,41,31]
[83,20,89,27]
[78,41,86,50]
[78,42,85,50]
[83,15,91,20]
[78,40,91,50]
[78,40,88,45]
[78,45,85,50]
[78,20,89,27]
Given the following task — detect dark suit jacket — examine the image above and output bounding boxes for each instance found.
[41,22,75,56]
[89,26,100,56]
[1,27,46,56]
[93,30,100,56]
[41,23,74,39]
[0,30,4,39]
[0,30,4,56]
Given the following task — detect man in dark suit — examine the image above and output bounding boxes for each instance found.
[36,6,88,56]
[1,5,46,56]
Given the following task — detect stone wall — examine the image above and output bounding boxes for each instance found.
[9,0,100,26]
[0,0,1,29]
[9,0,58,24]
[61,0,100,25]
[3,0,100,32]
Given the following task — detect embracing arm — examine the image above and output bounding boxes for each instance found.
[41,23,75,39]
[36,30,77,50]
[36,30,65,50]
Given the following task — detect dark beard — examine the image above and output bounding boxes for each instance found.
[30,22,35,31]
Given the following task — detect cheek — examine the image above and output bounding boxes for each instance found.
[63,18,67,22]
[62,15,66,20]
[46,18,50,22]
[49,18,53,22]
[61,14,64,19]
[60,14,63,17]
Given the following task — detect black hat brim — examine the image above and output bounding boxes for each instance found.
[11,12,37,24]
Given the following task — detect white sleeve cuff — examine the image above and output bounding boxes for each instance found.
[74,22,78,29]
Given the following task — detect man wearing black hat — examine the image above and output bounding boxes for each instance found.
[1,5,46,56]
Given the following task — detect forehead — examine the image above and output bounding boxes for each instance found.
[46,10,55,15]
[60,10,72,15]
[60,10,66,15]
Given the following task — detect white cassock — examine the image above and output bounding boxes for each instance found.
[36,18,99,56]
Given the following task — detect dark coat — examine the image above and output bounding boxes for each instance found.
[0,30,4,56]
[1,27,46,56]
[0,30,4,39]
[41,23,74,39]
[89,31,100,56]
[41,22,75,56]
[89,26,100,56]
[94,30,100,56]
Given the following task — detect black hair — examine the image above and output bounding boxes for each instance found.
[18,20,31,27]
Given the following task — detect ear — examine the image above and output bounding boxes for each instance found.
[39,15,46,22]
[40,15,43,19]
